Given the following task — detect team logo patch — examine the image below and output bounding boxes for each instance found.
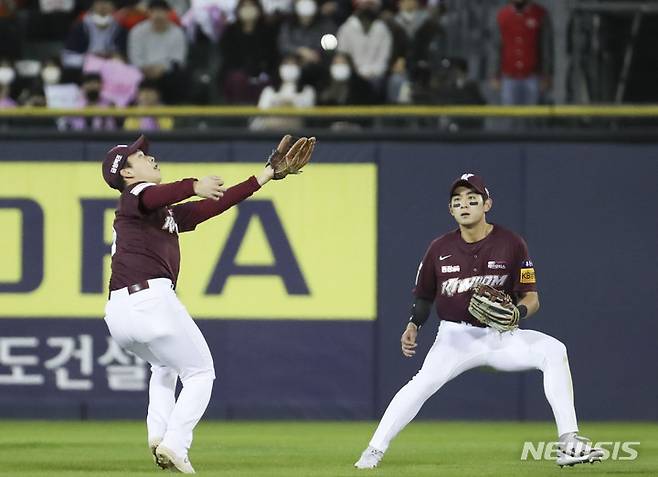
[520,268,536,284]
[488,261,507,270]
[110,154,123,173]
[441,265,460,274]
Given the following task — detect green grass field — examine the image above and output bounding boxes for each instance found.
[0,421,655,476]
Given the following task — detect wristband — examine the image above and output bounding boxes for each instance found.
[517,304,528,319]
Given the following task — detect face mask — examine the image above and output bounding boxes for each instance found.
[86,90,101,102]
[91,13,112,27]
[295,0,317,18]
[330,63,351,81]
[279,64,300,83]
[238,5,259,22]
[0,66,15,85]
[41,66,62,85]
[400,11,415,22]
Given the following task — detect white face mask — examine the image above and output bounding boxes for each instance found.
[400,11,415,22]
[295,0,317,18]
[91,13,112,27]
[279,64,300,83]
[41,66,62,85]
[330,63,351,81]
[0,66,15,85]
[238,5,259,22]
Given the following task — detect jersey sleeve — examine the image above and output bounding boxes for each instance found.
[413,243,437,301]
[171,176,261,233]
[512,236,538,293]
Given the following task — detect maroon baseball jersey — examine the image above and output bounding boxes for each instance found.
[413,224,537,327]
[109,177,260,291]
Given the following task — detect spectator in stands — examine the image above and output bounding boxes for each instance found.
[491,0,553,105]
[40,59,62,86]
[318,51,376,105]
[336,0,392,98]
[124,79,174,130]
[251,53,316,130]
[116,0,182,30]
[0,0,21,60]
[261,0,292,23]
[57,72,117,130]
[219,0,278,103]
[14,60,47,107]
[62,0,127,72]
[414,57,484,129]
[28,0,77,41]
[128,0,188,103]
[394,0,430,40]
[0,60,16,108]
[278,0,336,87]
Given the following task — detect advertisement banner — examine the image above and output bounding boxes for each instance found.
[0,163,377,319]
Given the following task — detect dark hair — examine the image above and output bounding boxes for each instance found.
[138,79,161,92]
[82,72,102,84]
[148,0,170,10]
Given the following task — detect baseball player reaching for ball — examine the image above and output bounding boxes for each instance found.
[101,134,314,474]
[355,174,604,469]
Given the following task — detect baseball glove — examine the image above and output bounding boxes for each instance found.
[468,284,520,332]
[267,135,316,180]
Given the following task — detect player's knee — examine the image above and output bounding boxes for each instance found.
[410,371,447,397]
[179,359,215,383]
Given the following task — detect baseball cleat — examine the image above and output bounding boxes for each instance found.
[556,435,604,467]
[148,438,168,470]
[155,444,196,474]
[354,445,384,469]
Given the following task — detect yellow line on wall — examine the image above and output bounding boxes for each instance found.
[1,105,658,117]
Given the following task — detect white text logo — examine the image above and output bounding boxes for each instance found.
[441,275,507,297]
[110,154,123,173]
[520,441,640,461]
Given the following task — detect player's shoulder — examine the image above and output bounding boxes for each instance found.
[118,182,157,214]
[122,181,156,198]
[427,229,461,250]
[493,224,529,247]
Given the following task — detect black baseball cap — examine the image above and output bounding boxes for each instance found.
[102,135,149,190]
[449,173,490,200]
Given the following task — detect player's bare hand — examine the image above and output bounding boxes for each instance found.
[194,175,226,201]
[401,323,418,358]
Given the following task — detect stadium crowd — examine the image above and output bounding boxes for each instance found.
[0,0,553,129]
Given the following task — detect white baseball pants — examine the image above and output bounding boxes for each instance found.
[104,278,215,458]
[370,321,579,452]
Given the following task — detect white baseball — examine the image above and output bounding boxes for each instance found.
[320,34,338,51]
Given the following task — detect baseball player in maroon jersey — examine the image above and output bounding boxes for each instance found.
[101,134,313,473]
[355,174,604,469]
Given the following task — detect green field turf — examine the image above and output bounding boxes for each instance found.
[0,421,655,476]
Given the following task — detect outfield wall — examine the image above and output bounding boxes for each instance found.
[0,139,656,421]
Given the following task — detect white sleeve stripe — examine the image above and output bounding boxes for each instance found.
[415,262,423,286]
[130,182,156,196]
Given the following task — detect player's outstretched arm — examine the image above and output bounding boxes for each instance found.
[193,175,227,200]
[256,165,275,186]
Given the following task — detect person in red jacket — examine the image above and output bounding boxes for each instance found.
[491,0,553,105]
